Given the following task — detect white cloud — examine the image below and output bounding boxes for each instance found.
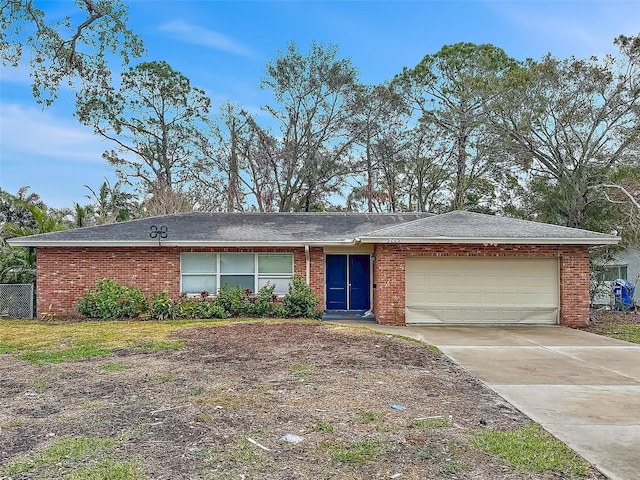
[488,2,639,59]
[158,20,254,57]
[0,103,105,163]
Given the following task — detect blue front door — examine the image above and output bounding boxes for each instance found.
[325,254,370,311]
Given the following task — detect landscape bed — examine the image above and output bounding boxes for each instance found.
[0,320,605,479]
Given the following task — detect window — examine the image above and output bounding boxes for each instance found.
[180,253,294,295]
[180,253,217,294]
[599,265,628,283]
[220,253,255,291]
[258,253,294,295]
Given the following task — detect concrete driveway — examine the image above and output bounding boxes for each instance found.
[344,323,640,480]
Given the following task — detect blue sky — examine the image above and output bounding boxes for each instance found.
[1,0,639,209]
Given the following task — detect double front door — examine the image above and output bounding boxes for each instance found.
[325,254,371,311]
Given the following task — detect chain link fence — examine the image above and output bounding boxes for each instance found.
[0,284,34,318]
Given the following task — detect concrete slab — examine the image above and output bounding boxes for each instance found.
[441,346,639,385]
[491,385,640,426]
[547,347,640,381]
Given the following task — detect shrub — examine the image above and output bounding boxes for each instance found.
[176,297,229,319]
[75,279,147,320]
[252,282,278,317]
[147,290,177,320]
[282,277,322,319]
[213,285,253,317]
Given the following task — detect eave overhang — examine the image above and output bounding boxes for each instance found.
[5,239,358,248]
[356,236,621,246]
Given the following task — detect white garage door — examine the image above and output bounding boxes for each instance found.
[405,257,559,325]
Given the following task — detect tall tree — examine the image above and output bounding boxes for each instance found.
[77,60,211,215]
[347,84,412,212]
[397,43,519,211]
[0,0,143,106]
[488,45,640,229]
[259,42,359,211]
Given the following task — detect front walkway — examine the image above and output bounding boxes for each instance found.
[334,323,640,480]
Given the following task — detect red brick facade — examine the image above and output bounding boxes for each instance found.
[36,247,310,317]
[36,243,591,327]
[372,243,591,327]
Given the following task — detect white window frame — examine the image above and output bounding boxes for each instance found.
[180,253,294,296]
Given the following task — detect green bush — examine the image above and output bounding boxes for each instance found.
[282,277,322,319]
[213,285,253,316]
[252,282,278,317]
[176,296,228,319]
[148,290,177,320]
[75,279,147,320]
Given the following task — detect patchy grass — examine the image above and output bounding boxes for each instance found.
[20,344,112,365]
[63,459,143,480]
[291,363,316,377]
[324,439,380,465]
[32,378,50,393]
[409,416,452,429]
[358,410,383,424]
[3,435,118,476]
[603,323,640,344]
[313,421,334,433]
[472,422,590,477]
[100,363,130,372]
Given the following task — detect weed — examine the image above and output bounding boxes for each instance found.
[313,421,334,433]
[190,383,205,396]
[157,373,177,383]
[409,417,451,429]
[101,363,130,372]
[472,422,589,476]
[414,445,436,461]
[291,363,316,377]
[358,411,383,424]
[325,439,379,465]
[439,459,470,475]
[1,419,26,429]
[32,378,49,393]
[19,344,112,365]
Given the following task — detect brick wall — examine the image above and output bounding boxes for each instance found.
[372,243,591,327]
[37,243,592,326]
[36,246,319,317]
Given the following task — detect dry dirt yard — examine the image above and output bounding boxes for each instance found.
[0,322,606,479]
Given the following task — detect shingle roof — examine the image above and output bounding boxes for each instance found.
[7,212,432,247]
[6,210,619,247]
[360,210,618,244]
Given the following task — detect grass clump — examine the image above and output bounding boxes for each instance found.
[101,363,130,372]
[357,411,383,424]
[313,421,334,433]
[291,363,316,377]
[472,422,589,476]
[409,417,451,429]
[325,439,379,465]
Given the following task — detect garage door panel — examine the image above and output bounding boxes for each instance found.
[405,258,558,325]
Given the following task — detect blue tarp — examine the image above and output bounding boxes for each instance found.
[613,279,635,311]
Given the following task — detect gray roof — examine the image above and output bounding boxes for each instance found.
[360,211,618,244]
[6,210,619,247]
[7,212,431,247]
